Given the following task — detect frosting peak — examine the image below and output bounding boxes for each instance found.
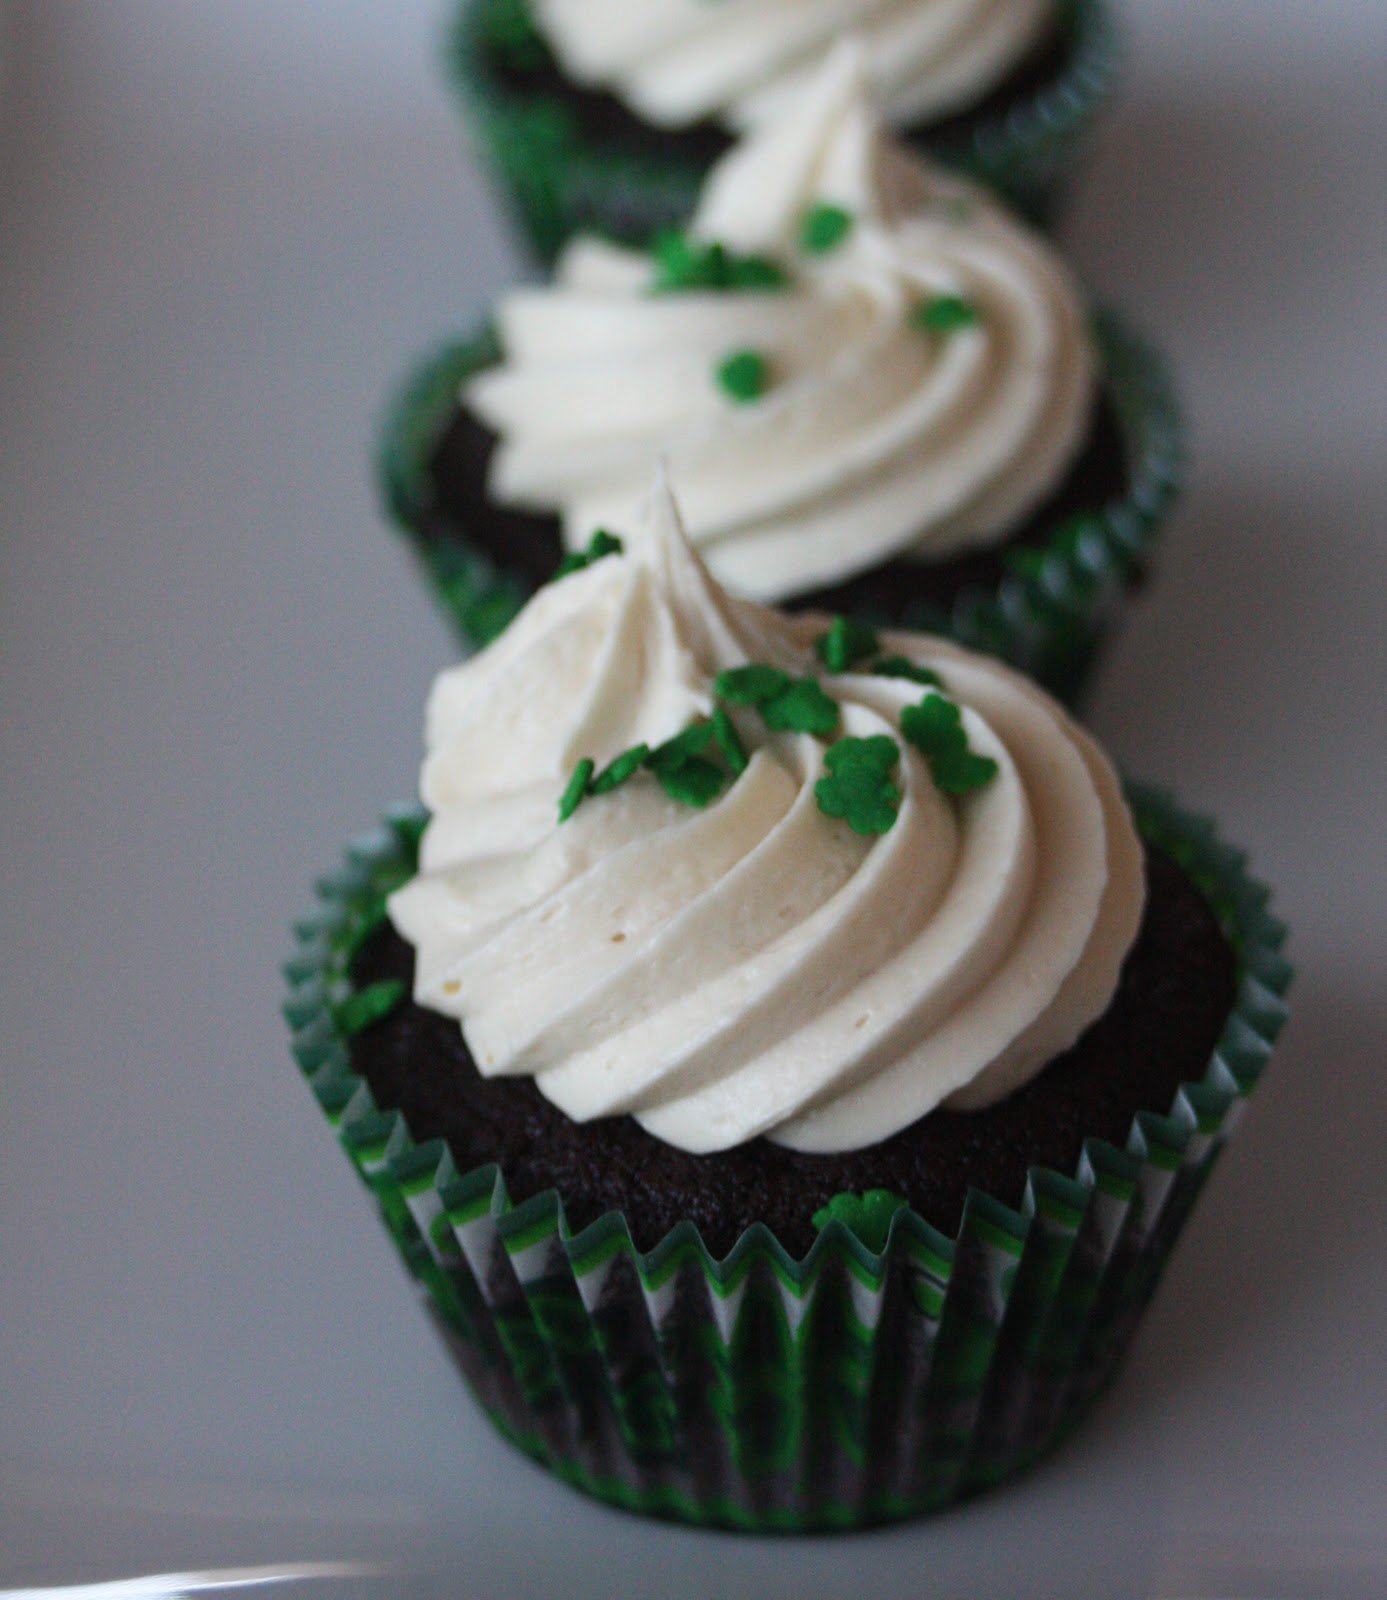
[693,41,886,253]
[389,483,1145,1154]
[467,57,1096,600]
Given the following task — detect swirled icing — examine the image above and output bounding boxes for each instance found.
[388,477,1145,1154]
[530,0,1055,132]
[466,48,1096,601]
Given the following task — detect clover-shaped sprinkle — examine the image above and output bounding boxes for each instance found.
[646,720,729,809]
[800,203,854,255]
[912,294,981,334]
[871,655,942,687]
[814,736,902,835]
[654,757,726,808]
[815,615,880,673]
[714,664,791,707]
[650,230,788,295]
[728,256,789,290]
[559,712,753,823]
[759,677,840,736]
[715,663,841,737]
[334,978,407,1038]
[901,692,999,796]
[812,1188,909,1253]
[552,527,624,582]
[715,348,771,403]
[647,720,715,768]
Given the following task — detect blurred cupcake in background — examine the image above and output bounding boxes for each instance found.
[449,0,1122,259]
[381,51,1179,703]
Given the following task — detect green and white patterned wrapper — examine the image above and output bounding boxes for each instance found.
[447,0,1121,264]
[376,306,1182,707]
[282,787,1290,1530]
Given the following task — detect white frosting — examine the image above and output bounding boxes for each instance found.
[530,0,1055,132]
[389,478,1145,1154]
[467,49,1096,602]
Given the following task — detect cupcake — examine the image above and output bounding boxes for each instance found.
[381,54,1180,704]
[285,479,1289,1530]
[449,0,1121,260]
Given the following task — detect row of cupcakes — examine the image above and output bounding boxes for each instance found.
[282,5,1289,1533]
[381,44,1179,705]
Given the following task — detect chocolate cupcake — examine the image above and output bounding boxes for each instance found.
[284,482,1289,1529]
[448,0,1121,260]
[380,56,1180,704]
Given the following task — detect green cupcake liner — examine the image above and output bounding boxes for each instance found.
[375,305,1183,706]
[446,0,1122,264]
[374,323,532,650]
[283,788,1289,1531]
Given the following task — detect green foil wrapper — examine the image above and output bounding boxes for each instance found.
[376,308,1183,707]
[282,789,1290,1530]
[447,0,1121,264]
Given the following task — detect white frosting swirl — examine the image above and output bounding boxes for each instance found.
[467,49,1096,601]
[530,0,1055,132]
[389,478,1145,1154]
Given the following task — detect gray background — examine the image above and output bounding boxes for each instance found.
[1,2,1384,1594]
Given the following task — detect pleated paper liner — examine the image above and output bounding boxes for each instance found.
[282,786,1290,1531]
[446,0,1122,264]
[375,307,1182,707]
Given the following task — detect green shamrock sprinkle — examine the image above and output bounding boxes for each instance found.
[814,736,902,835]
[553,527,624,582]
[655,755,727,808]
[558,758,595,822]
[800,203,854,255]
[712,706,748,775]
[815,615,880,673]
[913,294,981,334]
[715,662,840,737]
[646,720,729,809]
[901,692,999,796]
[872,655,942,687]
[933,747,998,796]
[587,529,623,560]
[648,719,715,767]
[714,664,792,707]
[730,256,788,290]
[812,1189,909,1254]
[590,743,651,796]
[650,230,788,295]
[650,230,716,293]
[561,713,756,823]
[759,677,840,736]
[334,978,407,1038]
[715,348,771,404]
